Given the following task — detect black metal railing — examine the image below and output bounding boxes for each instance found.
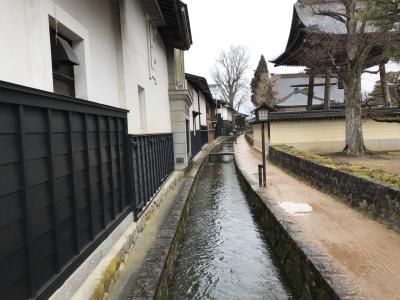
[0,81,130,300]
[128,134,174,219]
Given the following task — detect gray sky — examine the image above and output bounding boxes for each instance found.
[184,0,399,99]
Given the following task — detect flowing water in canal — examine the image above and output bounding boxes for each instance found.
[168,145,293,299]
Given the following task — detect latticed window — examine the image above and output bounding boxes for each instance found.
[49,29,79,97]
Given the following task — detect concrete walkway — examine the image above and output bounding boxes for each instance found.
[235,135,400,300]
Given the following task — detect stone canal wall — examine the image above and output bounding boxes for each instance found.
[233,161,354,299]
[128,140,222,299]
[268,147,400,231]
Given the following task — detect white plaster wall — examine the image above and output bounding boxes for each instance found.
[188,84,198,131]
[252,119,400,153]
[221,106,228,120]
[0,0,123,107]
[120,0,171,134]
[54,0,122,106]
[199,93,207,126]
[227,109,233,121]
[188,83,209,130]
[0,0,32,88]
[0,0,172,135]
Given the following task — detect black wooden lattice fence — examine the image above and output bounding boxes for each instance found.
[190,126,208,158]
[200,125,208,146]
[128,134,174,218]
[0,81,130,300]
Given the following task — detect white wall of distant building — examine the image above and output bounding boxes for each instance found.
[199,93,207,126]
[188,82,208,130]
[272,74,344,106]
[188,84,198,131]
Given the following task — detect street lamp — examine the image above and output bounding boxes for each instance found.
[252,103,273,187]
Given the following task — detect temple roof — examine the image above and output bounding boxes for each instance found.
[295,2,347,34]
[270,3,307,67]
[270,1,377,67]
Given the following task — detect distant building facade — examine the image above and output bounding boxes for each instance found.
[271,73,344,112]
[186,73,216,157]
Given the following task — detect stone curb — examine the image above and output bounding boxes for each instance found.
[234,148,366,299]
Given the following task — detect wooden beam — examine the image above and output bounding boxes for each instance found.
[291,83,337,88]
[307,73,315,110]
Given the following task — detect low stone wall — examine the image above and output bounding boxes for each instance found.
[244,133,254,147]
[268,147,400,231]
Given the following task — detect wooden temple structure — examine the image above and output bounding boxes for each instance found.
[271,0,393,110]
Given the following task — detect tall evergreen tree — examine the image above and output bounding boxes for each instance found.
[250,55,276,107]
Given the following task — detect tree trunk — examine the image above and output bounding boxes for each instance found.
[324,75,331,110]
[379,63,392,108]
[307,73,315,110]
[343,69,366,155]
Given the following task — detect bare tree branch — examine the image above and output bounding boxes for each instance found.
[211,45,250,109]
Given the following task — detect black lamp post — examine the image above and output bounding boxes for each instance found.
[252,103,273,187]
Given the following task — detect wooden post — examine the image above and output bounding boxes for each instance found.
[261,122,266,187]
[307,73,315,110]
[379,63,391,108]
[324,75,331,110]
[258,164,263,187]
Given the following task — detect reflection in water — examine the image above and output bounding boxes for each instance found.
[168,145,292,300]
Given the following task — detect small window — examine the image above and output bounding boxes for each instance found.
[138,86,147,132]
[50,29,79,97]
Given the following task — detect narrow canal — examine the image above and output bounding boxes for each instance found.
[168,144,293,299]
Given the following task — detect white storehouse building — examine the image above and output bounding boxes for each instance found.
[0,1,193,299]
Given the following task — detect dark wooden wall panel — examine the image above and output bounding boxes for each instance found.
[0,81,129,300]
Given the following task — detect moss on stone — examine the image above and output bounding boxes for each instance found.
[273,145,400,189]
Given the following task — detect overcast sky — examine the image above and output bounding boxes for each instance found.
[184,0,399,101]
